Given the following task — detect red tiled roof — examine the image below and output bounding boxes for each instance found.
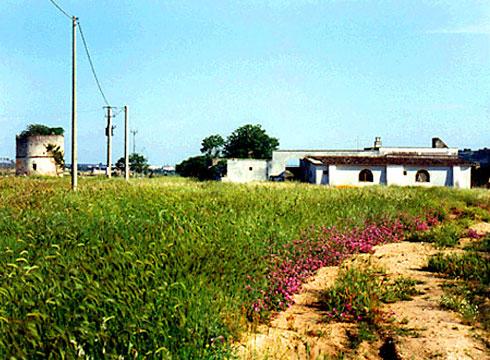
[305,155,473,167]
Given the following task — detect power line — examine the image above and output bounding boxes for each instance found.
[47,1,111,107]
[0,108,103,120]
[47,1,110,106]
[112,107,125,118]
[47,0,72,19]
[79,25,110,108]
[77,21,111,106]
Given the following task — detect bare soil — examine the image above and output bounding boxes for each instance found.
[236,223,490,360]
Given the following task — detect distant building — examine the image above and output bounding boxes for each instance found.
[0,157,15,175]
[148,165,176,176]
[16,134,64,176]
[224,137,473,188]
[0,157,14,168]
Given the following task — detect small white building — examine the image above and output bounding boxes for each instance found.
[222,159,269,183]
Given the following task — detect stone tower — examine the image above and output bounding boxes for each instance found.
[16,134,65,176]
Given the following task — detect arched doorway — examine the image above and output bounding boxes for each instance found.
[359,169,374,182]
[416,169,430,183]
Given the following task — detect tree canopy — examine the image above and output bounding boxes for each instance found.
[176,123,278,180]
[19,124,64,138]
[223,124,279,159]
[200,135,225,158]
[116,153,149,174]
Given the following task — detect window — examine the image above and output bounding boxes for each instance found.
[416,169,430,183]
[249,167,253,171]
[32,163,37,171]
[403,170,407,176]
[323,170,328,175]
[359,169,373,182]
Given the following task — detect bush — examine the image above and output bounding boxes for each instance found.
[176,156,225,180]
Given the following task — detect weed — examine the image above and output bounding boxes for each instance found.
[347,322,378,349]
[461,206,490,222]
[430,250,490,330]
[408,222,463,247]
[440,294,479,320]
[0,177,487,357]
[393,326,421,338]
[427,253,489,284]
[380,278,422,303]
[464,234,490,252]
[439,282,490,329]
[319,264,419,323]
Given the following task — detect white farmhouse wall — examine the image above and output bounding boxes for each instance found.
[386,165,407,186]
[224,159,268,183]
[453,166,471,189]
[329,165,386,186]
[306,161,469,189]
[404,166,452,187]
[270,150,378,177]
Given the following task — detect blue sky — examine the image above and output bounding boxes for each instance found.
[0,0,489,165]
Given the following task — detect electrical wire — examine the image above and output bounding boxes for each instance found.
[47,0,72,19]
[77,21,111,107]
[112,107,124,118]
[47,0,112,108]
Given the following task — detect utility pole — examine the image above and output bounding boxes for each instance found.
[71,16,78,191]
[131,129,138,154]
[105,106,113,178]
[124,106,129,181]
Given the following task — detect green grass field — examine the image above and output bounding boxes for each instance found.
[0,177,488,358]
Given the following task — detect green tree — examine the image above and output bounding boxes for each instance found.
[19,124,64,138]
[224,124,279,159]
[176,156,227,180]
[176,155,211,180]
[200,134,225,158]
[115,153,149,174]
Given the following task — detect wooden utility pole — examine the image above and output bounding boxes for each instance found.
[105,106,113,178]
[71,16,78,191]
[124,105,129,181]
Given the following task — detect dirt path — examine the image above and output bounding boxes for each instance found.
[236,223,490,360]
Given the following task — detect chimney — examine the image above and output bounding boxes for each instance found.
[432,137,448,149]
[374,136,382,149]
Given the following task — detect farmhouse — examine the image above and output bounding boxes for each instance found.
[224,137,473,188]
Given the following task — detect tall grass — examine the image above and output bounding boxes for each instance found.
[0,177,488,358]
